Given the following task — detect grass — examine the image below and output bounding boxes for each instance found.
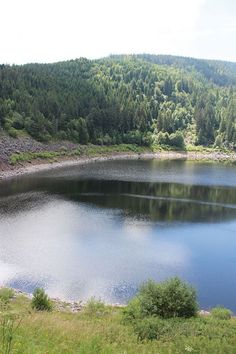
[84,144,149,155]
[0,288,14,303]
[186,144,234,154]
[9,144,147,165]
[10,149,82,165]
[9,143,236,166]
[1,290,236,353]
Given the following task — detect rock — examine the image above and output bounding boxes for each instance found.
[199,310,210,316]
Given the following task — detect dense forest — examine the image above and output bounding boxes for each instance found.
[0,54,235,149]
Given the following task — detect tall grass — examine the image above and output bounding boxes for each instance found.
[0,287,235,353]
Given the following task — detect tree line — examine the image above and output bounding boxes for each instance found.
[0,55,235,149]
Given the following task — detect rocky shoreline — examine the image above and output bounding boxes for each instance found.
[4,287,211,315]
[1,149,236,181]
[1,133,236,180]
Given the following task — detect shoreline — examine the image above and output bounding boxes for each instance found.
[2,286,211,315]
[1,149,236,181]
[0,148,235,315]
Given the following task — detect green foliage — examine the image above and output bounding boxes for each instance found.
[124,277,198,321]
[154,131,185,149]
[0,288,14,305]
[155,131,170,146]
[67,117,89,144]
[211,306,232,320]
[84,298,109,317]
[123,297,142,323]
[0,312,22,354]
[31,288,52,311]
[10,148,83,165]
[169,131,185,149]
[123,130,143,145]
[133,317,176,341]
[1,291,236,353]
[24,112,52,142]
[132,315,236,342]
[8,127,18,138]
[0,56,235,148]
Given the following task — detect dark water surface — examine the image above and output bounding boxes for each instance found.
[0,159,236,310]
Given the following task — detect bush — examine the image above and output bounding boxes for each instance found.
[142,132,154,147]
[123,297,142,323]
[8,127,18,138]
[154,131,185,149]
[0,288,14,304]
[133,317,173,340]
[123,130,143,145]
[31,288,52,311]
[169,131,185,149]
[124,277,198,321]
[133,316,212,341]
[211,306,232,320]
[84,298,108,317]
[102,134,113,145]
[155,131,170,146]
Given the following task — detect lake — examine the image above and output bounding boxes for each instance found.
[0,158,236,311]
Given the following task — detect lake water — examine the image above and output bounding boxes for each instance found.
[0,159,236,311]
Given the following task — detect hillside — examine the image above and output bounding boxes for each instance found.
[131,54,236,87]
[0,55,235,150]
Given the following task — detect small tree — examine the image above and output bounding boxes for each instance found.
[31,288,52,311]
[124,277,198,321]
[169,131,185,149]
[155,131,170,146]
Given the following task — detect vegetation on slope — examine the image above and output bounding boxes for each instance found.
[0,55,235,151]
[1,278,236,353]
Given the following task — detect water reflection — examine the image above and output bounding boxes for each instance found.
[0,159,236,309]
[1,178,236,223]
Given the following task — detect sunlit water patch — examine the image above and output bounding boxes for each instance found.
[0,159,236,310]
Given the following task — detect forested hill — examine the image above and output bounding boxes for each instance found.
[0,55,235,149]
[130,54,236,87]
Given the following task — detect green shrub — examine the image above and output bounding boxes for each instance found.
[31,288,52,311]
[124,277,198,321]
[211,306,232,320]
[133,317,173,340]
[0,288,14,304]
[8,127,18,138]
[169,131,185,149]
[155,131,170,146]
[123,297,142,323]
[84,298,108,317]
[214,134,223,148]
[123,130,143,145]
[154,131,185,149]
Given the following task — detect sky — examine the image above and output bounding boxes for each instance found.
[1,0,236,64]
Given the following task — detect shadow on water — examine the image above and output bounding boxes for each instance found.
[1,177,236,223]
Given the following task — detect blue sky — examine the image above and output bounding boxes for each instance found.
[1,0,236,64]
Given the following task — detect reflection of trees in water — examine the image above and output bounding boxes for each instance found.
[1,178,236,223]
[0,192,50,216]
[75,193,236,223]
[54,180,236,223]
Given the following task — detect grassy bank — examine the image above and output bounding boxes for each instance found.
[0,289,236,354]
[9,144,149,165]
[9,143,236,166]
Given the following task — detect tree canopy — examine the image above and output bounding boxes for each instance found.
[0,55,235,148]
